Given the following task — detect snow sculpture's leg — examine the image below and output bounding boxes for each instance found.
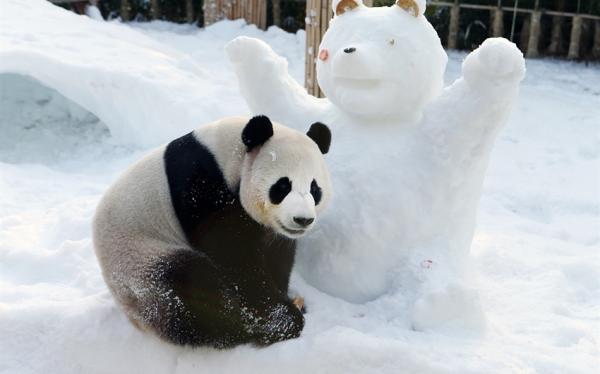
[408,251,485,331]
[412,38,525,331]
[225,36,328,127]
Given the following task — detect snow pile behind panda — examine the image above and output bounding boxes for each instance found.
[1,1,599,373]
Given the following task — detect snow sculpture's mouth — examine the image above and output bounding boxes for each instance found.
[333,77,381,90]
[0,73,113,165]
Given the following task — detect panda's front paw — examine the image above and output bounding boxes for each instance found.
[253,302,305,345]
[410,283,485,332]
[225,36,274,65]
[462,38,525,89]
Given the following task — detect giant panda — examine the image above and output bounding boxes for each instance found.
[93,115,332,348]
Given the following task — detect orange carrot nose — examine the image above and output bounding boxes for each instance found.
[319,49,329,61]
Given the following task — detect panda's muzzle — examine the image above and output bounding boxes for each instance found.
[276,219,308,237]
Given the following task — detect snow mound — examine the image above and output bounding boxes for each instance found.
[1,0,226,147]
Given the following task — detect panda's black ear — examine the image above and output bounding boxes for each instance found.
[307,122,331,154]
[242,115,274,152]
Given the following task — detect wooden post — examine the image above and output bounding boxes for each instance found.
[306,0,320,97]
[509,0,519,41]
[548,16,564,54]
[568,15,583,59]
[273,0,281,27]
[203,0,218,25]
[259,0,267,29]
[121,0,130,21]
[527,10,542,58]
[593,20,600,59]
[491,7,504,37]
[150,0,161,20]
[305,0,332,98]
[519,15,530,53]
[186,0,195,23]
[448,0,460,49]
[548,0,565,55]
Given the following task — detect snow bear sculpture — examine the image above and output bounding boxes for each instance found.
[93,116,332,347]
[226,0,525,329]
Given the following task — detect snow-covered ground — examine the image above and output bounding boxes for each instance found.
[1,1,599,373]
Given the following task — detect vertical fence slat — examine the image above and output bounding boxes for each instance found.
[150,0,161,20]
[526,10,541,58]
[593,20,600,59]
[186,0,195,23]
[548,15,564,54]
[568,15,583,59]
[203,0,266,29]
[448,1,460,49]
[120,0,130,21]
[305,0,326,97]
[491,7,504,37]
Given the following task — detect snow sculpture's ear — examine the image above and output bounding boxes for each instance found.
[306,122,331,155]
[395,0,425,17]
[333,0,363,16]
[242,115,274,152]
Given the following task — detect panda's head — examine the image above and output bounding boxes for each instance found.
[239,116,332,239]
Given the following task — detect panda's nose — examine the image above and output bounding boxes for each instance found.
[293,217,314,227]
[343,47,356,54]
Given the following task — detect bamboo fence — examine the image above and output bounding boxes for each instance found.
[203,0,267,29]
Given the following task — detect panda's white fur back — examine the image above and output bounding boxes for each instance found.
[93,145,187,322]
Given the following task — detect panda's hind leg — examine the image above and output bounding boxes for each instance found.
[137,249,250,348]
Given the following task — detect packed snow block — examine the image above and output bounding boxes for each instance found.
[0,0,220,148]
[227,0,525,329]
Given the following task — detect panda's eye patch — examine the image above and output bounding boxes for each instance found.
[310,179,322,206]
[269,177,292,205]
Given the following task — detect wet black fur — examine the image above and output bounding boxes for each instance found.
[153,130,303,348]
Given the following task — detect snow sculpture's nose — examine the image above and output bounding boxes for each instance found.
[332,44,382,79]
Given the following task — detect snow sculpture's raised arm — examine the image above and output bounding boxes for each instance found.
[424,38,526,165]
[409,38,525,331]
[225,36,329,128]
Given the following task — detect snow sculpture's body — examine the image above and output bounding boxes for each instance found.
[226,0,525,328]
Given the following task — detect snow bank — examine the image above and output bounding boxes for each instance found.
[1,0,230,147]
[1,0,599,373]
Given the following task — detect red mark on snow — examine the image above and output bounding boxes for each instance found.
[421,259,433,269]
[319,49,329,61]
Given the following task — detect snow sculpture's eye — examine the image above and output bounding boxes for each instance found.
[388,38,395,46]
[269,177,292,204]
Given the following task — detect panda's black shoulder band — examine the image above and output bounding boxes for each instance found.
[242,115,274,152]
